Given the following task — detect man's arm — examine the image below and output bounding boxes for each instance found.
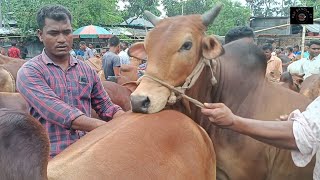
[72,115,106,132]
[113,55,121,76]
[201,103,298,150]
[90,69,124,121]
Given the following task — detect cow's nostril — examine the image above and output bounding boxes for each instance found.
[130,95,150,113]
[142,97,150,109]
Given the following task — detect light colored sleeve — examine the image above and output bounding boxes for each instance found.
[290,96,320,167]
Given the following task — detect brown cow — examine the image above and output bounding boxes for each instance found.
[0,109,216,180]
[300,74,320,100]
[129,4,314,180]
[0,66,15,92]
[0,54,25,80]
[85,56,103,73]
[48,110,216,180]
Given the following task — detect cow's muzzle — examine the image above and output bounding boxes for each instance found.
[130,95,150,113]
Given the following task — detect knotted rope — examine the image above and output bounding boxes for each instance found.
[137,57,217,108]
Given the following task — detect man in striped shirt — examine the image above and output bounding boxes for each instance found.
[16,5,124,158]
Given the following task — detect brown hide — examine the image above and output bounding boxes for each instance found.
[300,74,320,100]
[48,110,216,180]
[1,109,215,179]
[84,57,103,73]
[0,54,25,80]
[0,81,134,118]
[0,66,15,92]
[129,9,314,179]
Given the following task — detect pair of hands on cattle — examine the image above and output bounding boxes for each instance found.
[0,3,317,180]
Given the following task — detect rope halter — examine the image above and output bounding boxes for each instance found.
[137,57,217,108]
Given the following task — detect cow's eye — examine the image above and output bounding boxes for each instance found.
[180,41,192,51]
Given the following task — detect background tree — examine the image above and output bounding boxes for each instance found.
[119,0,161,24]
[1,0,123,35]
[162,0,251,36]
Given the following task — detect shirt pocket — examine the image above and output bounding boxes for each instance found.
[77,78,92,101]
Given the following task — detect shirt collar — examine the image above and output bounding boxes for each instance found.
[41,49,78,67]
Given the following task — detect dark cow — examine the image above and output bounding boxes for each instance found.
[0,109,216,180]
[129,4,314,180]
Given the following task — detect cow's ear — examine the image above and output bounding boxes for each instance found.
[128,42,147,61]
[202,36,224,59]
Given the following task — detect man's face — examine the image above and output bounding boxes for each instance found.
[264,49,272,60]
[309,44,320,58]
[122,43,128,49]
[115,44,120,54]
[89,44,93,49]
[37,18,73,58]
[79,44,86,50]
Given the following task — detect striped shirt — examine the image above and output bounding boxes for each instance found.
[16,50,122,157]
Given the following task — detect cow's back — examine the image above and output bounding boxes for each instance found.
[48,110,216,180]
[300,74,320,100]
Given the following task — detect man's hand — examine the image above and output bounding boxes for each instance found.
[201,103,237,128]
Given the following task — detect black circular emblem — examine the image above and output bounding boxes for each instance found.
[291,7,313,24]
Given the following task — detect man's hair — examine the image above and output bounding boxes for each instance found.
[309,40,320,46]
[11,41,17,46]
[262,43,273,51]
[225,26,255,44]
[287,46,293,52]
[109,36,120,47]
[79,41,86,46]
[36,5,72,30]
[294,45,299,49]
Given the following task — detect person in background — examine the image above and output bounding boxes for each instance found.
[298,40,320,80]
[286,46,296,61]
[224,26,255,44]
[293,45,301,56]
[118,42,130,65]
[263,43,283,81]
[8,41,21,58]
[78,41,94,60]
[275,48,291,72]
[88,43,97,55]
[0,47,6,56]
[16,5,124,158]
[18,42,28,59]
[102,36,121,80]
[303,43,310,59]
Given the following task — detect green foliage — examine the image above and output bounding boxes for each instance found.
[1,0,123,35]
[162,0,251,36]
[120,0,161,22]
[299,0,320,18]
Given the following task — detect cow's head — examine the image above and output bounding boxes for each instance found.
[130,4,224,113]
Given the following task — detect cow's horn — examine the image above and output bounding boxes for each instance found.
[201,3,223,26]
[144,10,161,25]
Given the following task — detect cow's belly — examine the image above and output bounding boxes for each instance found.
[213,133,269,180]
[212,132,314,180]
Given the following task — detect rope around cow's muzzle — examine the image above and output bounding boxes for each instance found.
[137,57,217,108]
